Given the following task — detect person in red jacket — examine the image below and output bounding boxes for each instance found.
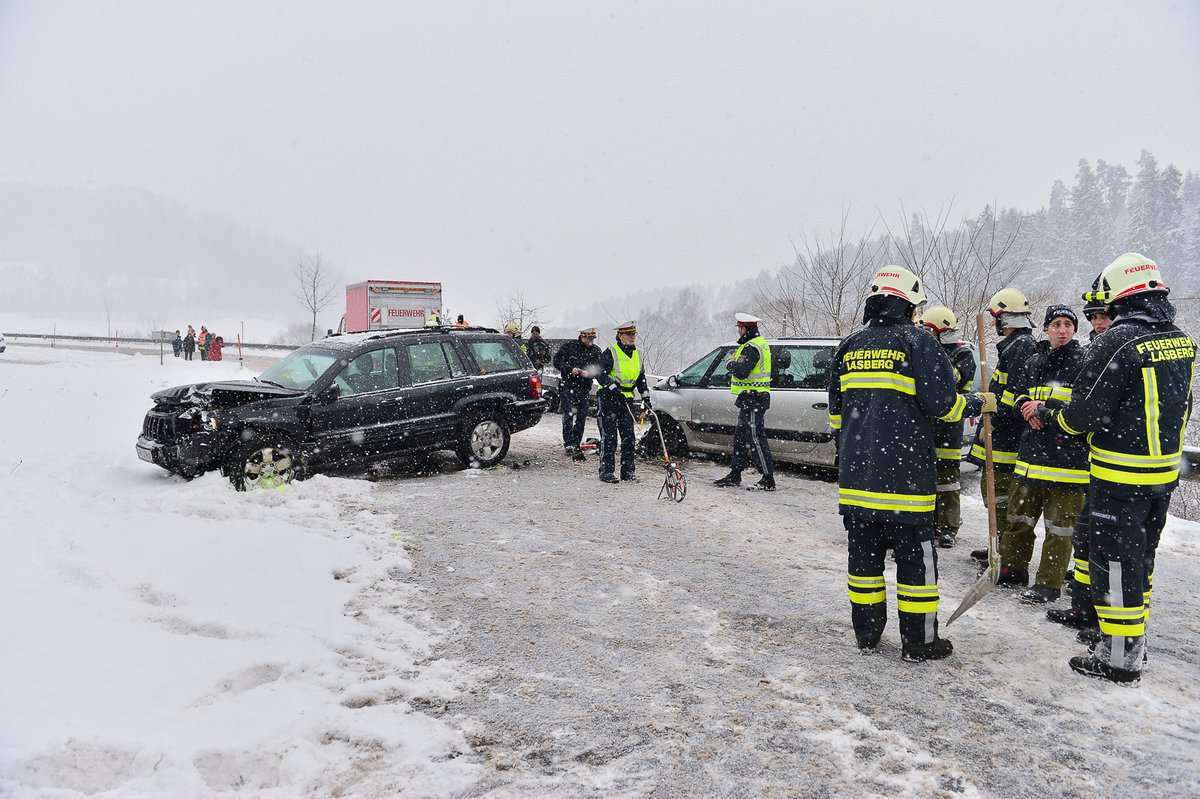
[209,335,224,362]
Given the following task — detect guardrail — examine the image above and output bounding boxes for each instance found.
[1,332,296,351]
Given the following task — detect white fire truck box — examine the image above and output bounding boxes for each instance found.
[343,280,443,333]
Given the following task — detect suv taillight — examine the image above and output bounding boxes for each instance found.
[529,373,542,399]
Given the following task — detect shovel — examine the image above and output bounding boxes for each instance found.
[946,313,1000,626]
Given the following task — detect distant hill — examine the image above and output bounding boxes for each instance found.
[0,183,314,320]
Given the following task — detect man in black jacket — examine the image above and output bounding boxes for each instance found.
[551,326,603,459]
[968,288,1039,565]
[525,326,551,371]
[1040,253,1195,683]
[917,306,977,549]
[829,266,993,662]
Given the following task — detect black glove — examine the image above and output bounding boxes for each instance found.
[641,397,652,413]
[1035,405,1057,425]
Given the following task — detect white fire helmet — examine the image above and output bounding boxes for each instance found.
[1083,253,1168,304]
[867,265,927,307]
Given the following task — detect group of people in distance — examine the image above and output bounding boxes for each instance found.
[833,253,1193,685]
[171,325,224,361]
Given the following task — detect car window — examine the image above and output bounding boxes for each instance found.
[771,346,834,390]
[407,342,464,384]
[335,348,400,395]
[258,348,340,390]
[704,347,738,389]
[676,348,727,387]
[466,341,522,375]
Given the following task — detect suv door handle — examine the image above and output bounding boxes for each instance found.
[812,402,828,410]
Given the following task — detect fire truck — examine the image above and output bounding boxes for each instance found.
[341,280,444,333]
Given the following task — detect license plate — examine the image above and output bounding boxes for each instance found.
[136,445,155,463]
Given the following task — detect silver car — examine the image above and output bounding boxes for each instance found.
[647,338,840,468]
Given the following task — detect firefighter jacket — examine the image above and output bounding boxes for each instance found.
[829,310,968,522]
[1053,295,1196,498]
[598,342,648,400]
[932,341,976,460]
[525,336,551,370]
[967,330,1037,471]
[552,338,603,391]
[1008,339,1089,485]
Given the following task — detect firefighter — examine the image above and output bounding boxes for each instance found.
[829,266,994,661]
[713,312,775,491]
[1082,298,1113,341]
[917,306,977,548]
[968,288,1039,565]
[596,321,651,484]
[998,305,1089,601]
[1047,297,1115,631]
[525,325,551,371]
[552,326,603,460]
[1037,253,1195,683]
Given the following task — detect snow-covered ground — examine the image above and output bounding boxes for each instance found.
[2,342,1199,798]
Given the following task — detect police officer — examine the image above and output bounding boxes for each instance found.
[829,266,993,662]
[552,326,603,460]
[917,306,977,548]
[1000,305,1089,601]
[596,321,651,483]
[1040,254,1195,683]
[968,288,1039,565]
[713,312,776,491]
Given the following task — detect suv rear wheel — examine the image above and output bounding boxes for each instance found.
[230,435,299,491]
[457,412,510,468]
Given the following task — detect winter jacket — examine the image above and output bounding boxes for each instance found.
[552,338,604,391]
[967,330,1038,471]
[931,341,976,458]
[209,337,224,361]
[1052,294,1196,498]
[727,330,772,408]
[828,297,969,522]
[525,336,551,370]
[171,335,182,356]
[597,341,648,401]
[183,333,196,353]
[1008,339,1089,484]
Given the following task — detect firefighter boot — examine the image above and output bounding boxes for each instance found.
[1019,585,1060,605]
[902,637,954,663]
[995,566,1029,588]
[713,470,742,487]
[1046,606,1097,629]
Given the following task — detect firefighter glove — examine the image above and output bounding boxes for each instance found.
[1034,404,1057,425]
[641,396,652,413]
[975,391,998,414]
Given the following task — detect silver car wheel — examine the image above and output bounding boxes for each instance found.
[469,420,506,461]
[242,445,295,490]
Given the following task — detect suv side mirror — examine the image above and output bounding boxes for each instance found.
[316,385,340,405]
[666,375,679,390]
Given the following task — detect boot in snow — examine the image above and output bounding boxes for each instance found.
[712,471,742,487]
[1076,626,1102,646]
[995,566,1029,588]
[970,548,990,563]
[599,473,620,484]
[1069,655,1140,684]
[937,532,957,549]
[902,638,954,662]
[1046,606,1097,629]
[1019,585,1060,604]
[747,475,775,492]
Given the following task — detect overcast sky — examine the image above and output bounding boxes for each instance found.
[1,1,1198,325]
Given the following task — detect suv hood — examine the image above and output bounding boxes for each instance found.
[151,379,305,408]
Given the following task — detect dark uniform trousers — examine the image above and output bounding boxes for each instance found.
[1087,488,1165,672]
[598,393,636,478]
[730,393,773,477]
[560,384,590,450]
[1066,496,1097,622]
[845,517,940,649]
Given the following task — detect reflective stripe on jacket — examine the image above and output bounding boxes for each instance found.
[967,330,1037,470]
[1057,309,1196,495]
[829,317,963,522]
[731,336,772,395]
[1009,339,1089,485]
[608,344,641,398]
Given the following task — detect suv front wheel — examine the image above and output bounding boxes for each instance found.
[457,412,510,468]
[229,434,300,491]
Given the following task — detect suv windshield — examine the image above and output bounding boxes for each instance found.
[258,347,340,390]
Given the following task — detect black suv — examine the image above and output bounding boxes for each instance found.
[136,326,546,489]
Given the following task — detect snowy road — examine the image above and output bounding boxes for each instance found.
[2,345,1198,798]
[382,419,1200,799]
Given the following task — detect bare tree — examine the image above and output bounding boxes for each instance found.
[293,253,340,342]
[495,289,550,333]
[792,211,884,336]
